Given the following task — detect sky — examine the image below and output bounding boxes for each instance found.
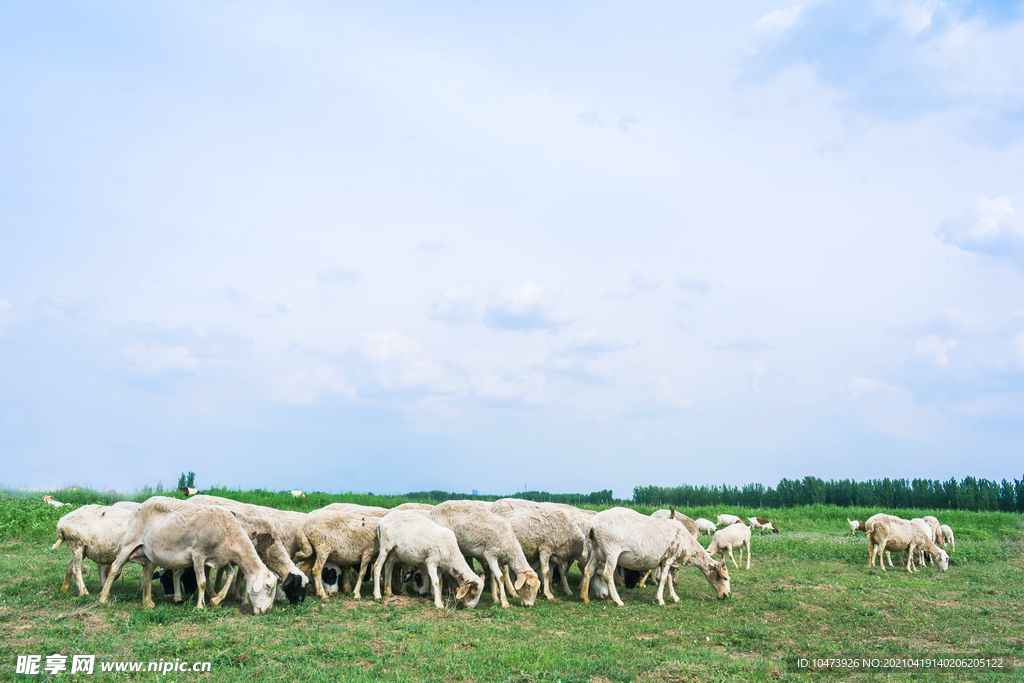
[1,1,1023,498]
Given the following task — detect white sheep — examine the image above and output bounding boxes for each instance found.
[43,495,68,508]
[715,513,741,526]
[922,515,944,548]
[651,509,699,538]
[939,524,955,551]
[694,518,717,536]
[865,513,949,573]
[847,519,866,532]
[428,500,541,608]
[290,490,308,499]
[293,508,379,600]
[98,496,279,614]
[580,507,730,606]
[707,522,753,569]
[372,510,484,609]
[489,498,584,601]
[51,504,137,596]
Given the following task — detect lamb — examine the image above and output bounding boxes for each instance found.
[847,519,866,532]
[865,513,949,573]
[293,508,380,600]
[98,496,279,614]
[372,510,484,609]
[580,507,730,606]
[43,495,68,508]
[185,498,308,605]
[694,518,717,536]
[651,509,699,538]
[748,517,779,534]
[427,500,541,608]
[715,513,741,526]
[51,504,138,596]
[489,498,585,601]
[707,522,752,569]
[290,490,308,499]
[939,524,955,551]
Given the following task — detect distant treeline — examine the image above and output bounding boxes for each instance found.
[633,476,1024,512]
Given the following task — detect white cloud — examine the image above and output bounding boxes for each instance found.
[756,5,803,32]
[938,197,1024,262]
[273,365,356,404]
[631,270,663,292]
[840,376,884,398]
[122,344,202,373]
[556,331,636,358]
[898,0,944,37]
[482,282,573,333]
[363,329,447,391]
[426,286,479,325]
[914,335,958,367]
[458,351,546,404]
[645,375,692,410]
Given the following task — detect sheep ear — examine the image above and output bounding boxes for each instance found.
[514,574,527,590]
[455,584,471,600]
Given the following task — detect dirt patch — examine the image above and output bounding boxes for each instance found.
[912,598,958,608]
[635,634,660,640]
[797,602,826,613]
[636,662,711,682]
[812,584,846,591]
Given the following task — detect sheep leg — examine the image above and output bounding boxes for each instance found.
[726,545,739,570]
[485,556,509,608]
[426,564,444,609]
[210,565,237,605]
[655,562,674,606]
[98,563,110,588]
[352,551,373,600]
[140,561,157,609]
[373,545,391,600]
[98,542,143,604]
[559,560,573,596]
[745,540,751,570]
[637,570,651,589]
[61,559,74,592]
[311,551,330,600]
[580,547,600,604]
[539,549,557,602]
[193,556,208,609]
[72,545,88,596]
[666,568,680,603]
[340,565,353,595]
[502,565,520,599]
[602,552,624,607]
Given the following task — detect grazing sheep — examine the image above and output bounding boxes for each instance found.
[865,513,949,573]
[651,509,699,538]
[748,517,779,534]
[43,495,68,508]
[185,499,308,606]
[694,518,717,536]
[428,500,541,608]
[922,515,944,549]
[51,504,138,596]
[98,497,279,614]
[708,522,753,570]
[489,499,585,601]
[178,487,198,497]
[715,513,741,527]
[372,510,484,609]
[581,507,730,606]
[293,509,379,600]
[112,501,141,511]
[290,490,308,499]
[939,524,955,552]
[155,567,198,602]
[847,519,866,532]
[392,502,435,511]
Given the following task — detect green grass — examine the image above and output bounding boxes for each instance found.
[1,493,1022,681]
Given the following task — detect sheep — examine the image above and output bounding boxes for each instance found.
[715,513,741,526]
[392,502,434,511]
[748,517,779,534]
[185,499,308,606]
[112,501,141,511]
[847,519,866,532]
[51,504,138,596]
[488,498,585,601]
[865,513,949,573]
[155,567,198,601]
[580,507,730,606]
[427,500,541,608]
[372,510,484,609]
[98,496,279,614]
[923,515,944,549]
[695,518,717,536]
[43,495,68,508]
[178,487,198,497]
[293,509,379,600]
[186,494,308,558]
[290,490,308,499]
[939,524,955,551]
[651,509,699,538]
[708,522,752,569]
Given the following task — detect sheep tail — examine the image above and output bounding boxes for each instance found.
[294,531,313,562]
[51,531,64,551]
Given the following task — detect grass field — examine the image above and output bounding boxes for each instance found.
[1,490,1022,681]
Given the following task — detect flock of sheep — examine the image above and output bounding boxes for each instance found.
[847,513,954,573]
[46,493,953,615]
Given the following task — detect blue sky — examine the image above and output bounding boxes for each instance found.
[2,1,1023,497]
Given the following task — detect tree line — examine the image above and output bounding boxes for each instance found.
[632,475,1024,512]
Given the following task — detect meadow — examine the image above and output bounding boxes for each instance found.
[1,488,1021,682]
